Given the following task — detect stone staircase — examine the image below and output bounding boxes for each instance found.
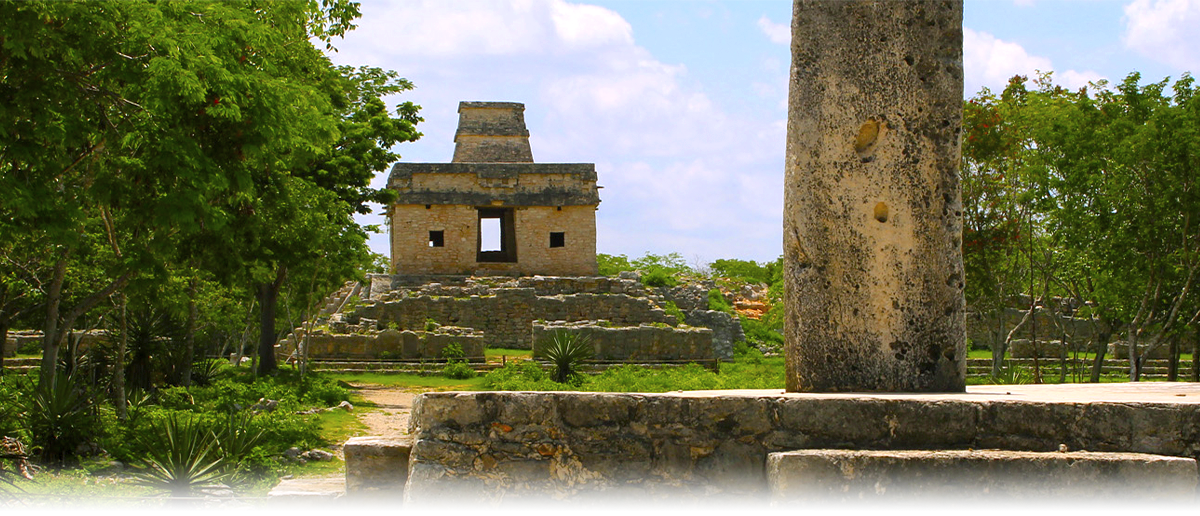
[2,357,39,374]
[333,384,1200,504]
[262,436,1190,508]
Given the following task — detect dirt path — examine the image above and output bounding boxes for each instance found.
[351,384,417,437]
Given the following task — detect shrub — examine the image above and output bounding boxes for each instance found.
[190,358,227,387]
[663,301,686,324]
[641,269,677,287]
[424,319,440,332]
[129,414,230,497]
[483,361,564,391]
[440,342,464,361]
[213,413,265,468]
[537,331,593,383]
[22,373,101,463]
[441,362,476,380]
[299,376,350,407]
[707,289,734,313]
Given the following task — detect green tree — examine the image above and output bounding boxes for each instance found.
[0,1,370,384]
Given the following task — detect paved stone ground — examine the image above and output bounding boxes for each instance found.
[681,382,1200,403]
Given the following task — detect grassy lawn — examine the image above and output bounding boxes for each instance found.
[486,347,532,362]
[967,348,1194,361]
[327,371,488,390]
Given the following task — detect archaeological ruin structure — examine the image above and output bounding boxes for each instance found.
[783,0,966,392]
[386,101,599,277]
[277,102,742,366]
[263,2,1200,505]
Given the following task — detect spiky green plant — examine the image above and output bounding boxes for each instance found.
[23,372,97,463]
[538,331,593,383]
[130,414,230,497]
[190,358,227,387]
[214,413,264,466]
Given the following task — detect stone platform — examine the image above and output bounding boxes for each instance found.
[403,383,1200,501]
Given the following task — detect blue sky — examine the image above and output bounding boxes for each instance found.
[328,0,1200,266]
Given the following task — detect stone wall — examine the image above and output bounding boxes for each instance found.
[452,102,533,163]
[350,288,676,349]
[283,328,485,362]
[532,321,714,362]
[683,310,740,360]
[968,308,1096,351]
[389,203,598,277]
[405,390,1200,501]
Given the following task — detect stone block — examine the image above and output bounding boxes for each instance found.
[766,449,1197,500]
[1109,341,1172,360]
[344,436,412,498]
[268,477,348,508]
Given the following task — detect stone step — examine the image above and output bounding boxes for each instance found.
[767,449,1197,501]
[266,476,344,504]
[345,436,411,498]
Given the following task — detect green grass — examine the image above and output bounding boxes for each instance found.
[327,371,488,390]
[7,470,159,508]
[486,348,532,361]
[968,348,1195,361]
[316,407,370,444]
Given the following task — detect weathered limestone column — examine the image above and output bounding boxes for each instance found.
[784,1,965,392]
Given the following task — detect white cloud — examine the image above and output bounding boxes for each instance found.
[334,1,787,262]
[963,28,1105,95]
[757,15,790,45]
[1123,0,1200,71]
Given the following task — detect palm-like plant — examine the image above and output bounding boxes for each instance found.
[23,372,96,463]
[130,414,230,497]
[213,412,265,484]
[190,358,227,387]
[538,331,593,383]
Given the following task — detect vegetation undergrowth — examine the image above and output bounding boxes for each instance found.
[0,364,354,496]
[485,344,784,392]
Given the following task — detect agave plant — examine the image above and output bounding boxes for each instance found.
[538,331,594,383]
[23,372,97,463]
[213,412,265,484]
[130,414,230,497]
[190,358,227,387]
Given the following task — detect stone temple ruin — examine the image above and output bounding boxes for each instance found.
[387,101,599,277]
[279,102,743,366]
[277,1,1200,505]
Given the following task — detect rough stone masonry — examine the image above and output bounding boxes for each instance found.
[784,1,966,392]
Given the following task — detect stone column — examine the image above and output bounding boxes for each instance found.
[784,1,965,392]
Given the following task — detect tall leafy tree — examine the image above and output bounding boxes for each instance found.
[0,1,377,383]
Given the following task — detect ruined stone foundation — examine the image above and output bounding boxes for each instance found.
[784,1,966,392]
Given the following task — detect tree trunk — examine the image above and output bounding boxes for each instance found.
[115,294,127,420]
[1128,331,1141,381]
[40,257,68,387]
[1192,330,1199,382]
[0,321,8,375]
[181,276,197,387]
[256,268,287,376]
[1168,334,1179,381]
[1088,328,1110,383]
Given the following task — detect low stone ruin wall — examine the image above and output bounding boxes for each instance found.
[404,390,1200,501]
[1109,342,1171,360]
[367,274,648,300]
[283,328,485,362]
[532,321,714,362]
[349,289,676,349]
[968,308,1096,351]
[683,310,739,360]
[1008,339,1071,359]
[5,330,107,357]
